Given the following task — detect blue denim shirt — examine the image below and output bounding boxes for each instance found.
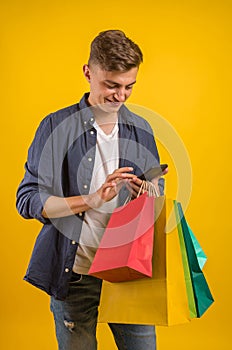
[16,93,164,300]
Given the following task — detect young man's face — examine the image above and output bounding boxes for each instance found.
[83,64,138,113]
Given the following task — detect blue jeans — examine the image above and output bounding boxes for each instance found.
[50,273,156,350]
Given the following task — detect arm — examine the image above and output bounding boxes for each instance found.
[42,167,135,218]
[16,116,53,224]
[16,111,136,221]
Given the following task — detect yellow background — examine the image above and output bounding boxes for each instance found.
[1,0,231,349]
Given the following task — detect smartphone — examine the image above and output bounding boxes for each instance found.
[138,164,168,181]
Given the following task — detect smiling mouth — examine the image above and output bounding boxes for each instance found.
[105,98,122,106]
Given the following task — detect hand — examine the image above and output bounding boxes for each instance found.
[127,166,169,198]
[96,167,136,204]
[150,166,168,196]
[125,177,143,198]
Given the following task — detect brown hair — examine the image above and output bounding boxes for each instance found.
[88,30,143,71]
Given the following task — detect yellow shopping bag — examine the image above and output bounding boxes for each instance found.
[98,196,191,326]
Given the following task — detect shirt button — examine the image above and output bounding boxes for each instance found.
[90,130,95,135]
[65,268,69,273]
[84,121,87,125]
[88,157,92,162]
[79,212,83,217]
[71,240,76,245]
[83,184,88,189]
[90,117,94,121]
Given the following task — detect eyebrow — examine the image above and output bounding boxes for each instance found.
[104,79,137,87]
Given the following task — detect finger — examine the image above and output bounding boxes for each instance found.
[102,181,117,190]
[128,181,141,193]
[107,172,136,182]
[113,179,131,194]
[131,188,140,198]
[162,167,169,175]
[124,181,138,198]
[113,167,134,174]
[131,177,143,186]
[125,181,144,198]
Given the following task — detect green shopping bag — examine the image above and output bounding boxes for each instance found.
[174,203,197,318]
[187,223,207,269]
[175,201,214,317]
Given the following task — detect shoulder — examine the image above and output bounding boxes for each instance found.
[40,103,79,129]
[29,103,80,148]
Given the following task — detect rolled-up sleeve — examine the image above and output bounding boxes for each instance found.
[16,115,53,224]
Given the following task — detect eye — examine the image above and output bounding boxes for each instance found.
[126,85,133,90]
[105,83,117,89]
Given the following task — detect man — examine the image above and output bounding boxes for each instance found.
[17,30,165,350]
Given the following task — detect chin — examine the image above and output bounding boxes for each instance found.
[98,101,122,113]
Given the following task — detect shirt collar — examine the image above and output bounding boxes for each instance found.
[78,93,95,128]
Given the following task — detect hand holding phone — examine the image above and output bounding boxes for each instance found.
[138,164,168,181]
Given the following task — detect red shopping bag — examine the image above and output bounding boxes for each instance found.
[88,193,155,282]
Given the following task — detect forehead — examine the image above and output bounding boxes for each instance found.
[91,65,138,85]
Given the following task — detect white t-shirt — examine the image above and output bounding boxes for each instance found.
[73,121,119,274]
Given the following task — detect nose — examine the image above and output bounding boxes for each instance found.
[114,87,126,102]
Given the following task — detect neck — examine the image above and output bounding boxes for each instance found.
[94,111,118,135]
[87,98,119,135]
[94,109,118,123]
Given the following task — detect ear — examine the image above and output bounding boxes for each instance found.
[83,64,91,83]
